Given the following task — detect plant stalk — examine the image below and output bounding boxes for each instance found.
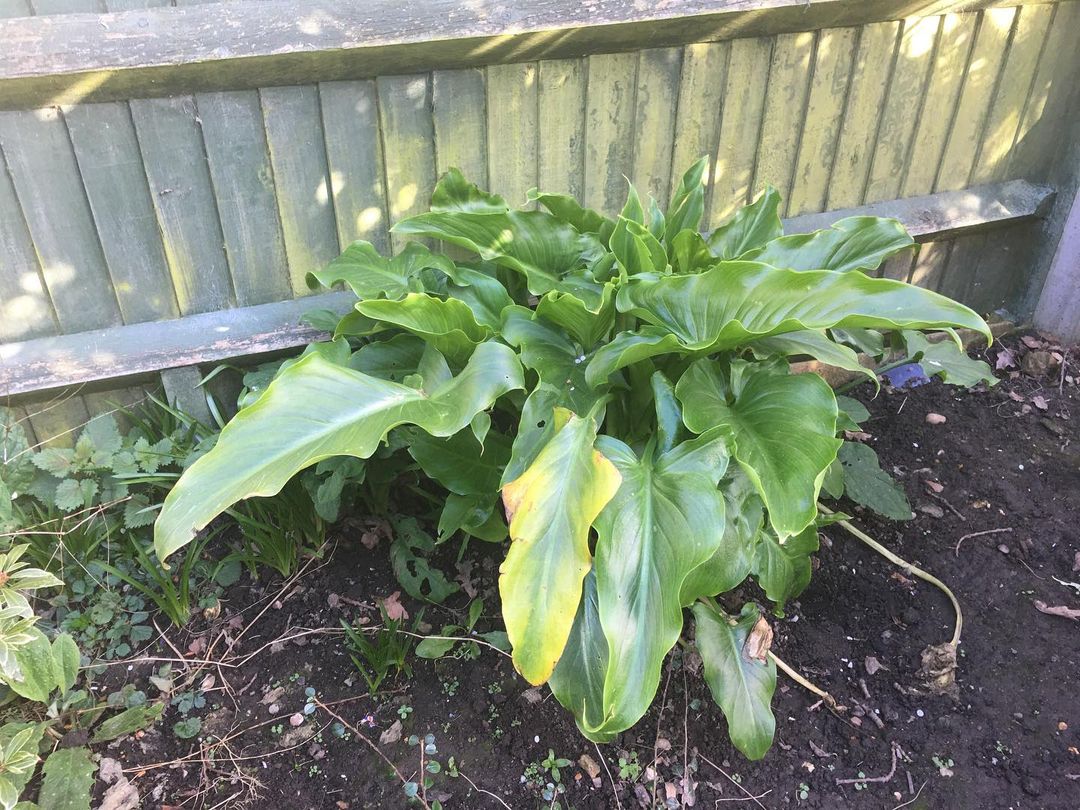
[818,503,962,647]
[768,651,838,709]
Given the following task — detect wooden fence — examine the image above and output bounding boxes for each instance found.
[2,0,1079,445]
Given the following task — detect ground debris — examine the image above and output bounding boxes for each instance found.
[915,642,959,698]
[1034,601,1080,621]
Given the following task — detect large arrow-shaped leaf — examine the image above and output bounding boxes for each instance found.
[155,342,524,561]
[706,186,782,261]
[747,330,877,386]
[617,262,991,353]
[677,360,841,540]
[306,240,455,299]
[587,431,729,734]
[356,293,492,362]
[693,601,777,760]
[548,570,611,738]
[499,410,621,685]
[743,215,912,273]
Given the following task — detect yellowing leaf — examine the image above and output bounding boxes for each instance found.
[499,410,621,685]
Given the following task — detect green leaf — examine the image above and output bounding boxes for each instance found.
[611,216,667,276]
[534,286,615,348]
[155,342,523,561]
[548,571,610,739]
[835,395,870,429]
[356,293,491,363]
[680,469,762,604]
[837,442,912,520]
[350,334,426,382]
[415,628,460,660]
[443,265,516,330]
[585,431,730,734]
[6,629,56,703]
[752,525,819,613]
[306,240,454,300]
[585,328,683,388]
[37,748,95,810]
[389,516,460,604]
[677,361,841,540]
[51,634,79,695]
[499,410,621,685]
[31,448,73,478]
[821,458,844,500]
[393,208,606,308]
[693,601,776,760]
[748,330,877,387]
[91,702,165,743]
[902,330,996,387]
[651,371,683,455]
[664,157,707,246]
[407,428,509,497]
[706,186,782,260]
[528,189,615,241]
[618,262,992,354]
[670,229,713,274]
[431,167,508,213]
[173,717,202,739]
[743,216,913,274]
[83,415,122,455]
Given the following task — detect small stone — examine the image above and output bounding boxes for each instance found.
[267,703,280,715]
[1058,721,1068,731]
[998,544,1011,554]
[925,412,947,425]
[289,713,304,727]
[917,503,945,519]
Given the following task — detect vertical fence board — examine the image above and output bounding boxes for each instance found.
[671,42,728,222]
[864,16,939,203]
[198,90,293,306]
[584,52,638,216]
[0,1,31,15]
[486,63,538,208]
[260,85,340,293]
[632,48,681,206]
[901,14,978,197]
[432,69,487,187]
[0,109,121,332]
[537,59,585,201]
[378,74,437,252]
[788,26,858,216]
[0,151,56,341]
[64,102,179,323]
[23,395,90,449]
[130,96,234,314]
[752,33,813,215]
[910,240,953,291]
[320,80,390,254]
[710,37,771,225]
[826,22,900,210]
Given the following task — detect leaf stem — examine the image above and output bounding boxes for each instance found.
[768,651,838,709]
[818,504,962,647]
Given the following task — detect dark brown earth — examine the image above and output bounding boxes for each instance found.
[95,335,1080,810]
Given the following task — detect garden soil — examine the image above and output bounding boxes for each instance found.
[98,335,1080,810]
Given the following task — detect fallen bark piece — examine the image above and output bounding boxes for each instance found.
[1034,601,1080,621]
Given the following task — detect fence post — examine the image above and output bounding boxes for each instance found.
[1034,183,1080,342]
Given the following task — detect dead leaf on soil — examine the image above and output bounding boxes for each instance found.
[1023,350,1057,378]
[578,753,601,780]
[379,719,403,746]
[925,480,944,494]
[916,642,958,698]
[360,531,380,550]
[742,615,773,663]
[1072,552,1080,573]
[809,739,836,758]
[186,636,206,657]
[1008,390,1025,402]
[455,560,478,599]
[996,348,1018,370]
[917,503,945,519]
[522,687,543,705]
[864,656,887,675]
[1021,335,1046,350]
[1032,395,1049,411]
[844,430,872,442]
[261,686,286,706]
[1034,601,1080,621]
[381,591,408,621]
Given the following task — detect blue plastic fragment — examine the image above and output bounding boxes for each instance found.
[881,362,931,388]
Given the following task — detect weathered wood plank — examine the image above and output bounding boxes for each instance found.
[864,15,940,203]
[432,69,487,186]
[0,292,356,398]
[631,48,681,206]
[30,0,103,13]
[320,80,390,253]
[752,32,813,214]
[485,63,537,208]
[129,95,235,314]
[1034,181,1080,341]
[20,394,89,448]
[260,85,340,293]
[377,74,437,251]
[709,36,771,226]
[0,1,31,18]
[584,52,638,216]
[1,0,1070,109]
[0,107,122,332]
[783,179,1054,241]
[935,7,1016,191]
[537,59,585,201]
[63,101,179,323]
[901,14,978,197]
[197,90,293,306]
[826,21,900,209]
[0,149,56,341]
[787,26,858,216]
[910,239,954,291]
[670,42,728,222]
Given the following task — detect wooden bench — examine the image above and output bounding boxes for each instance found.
[0,178,1056,423]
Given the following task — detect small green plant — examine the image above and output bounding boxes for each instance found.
[397,704,413,721]
[154,160,993,760]
[541,749,572,785]
[797,782,810,801]
[617,750,641,781]
[340,606,417,694]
